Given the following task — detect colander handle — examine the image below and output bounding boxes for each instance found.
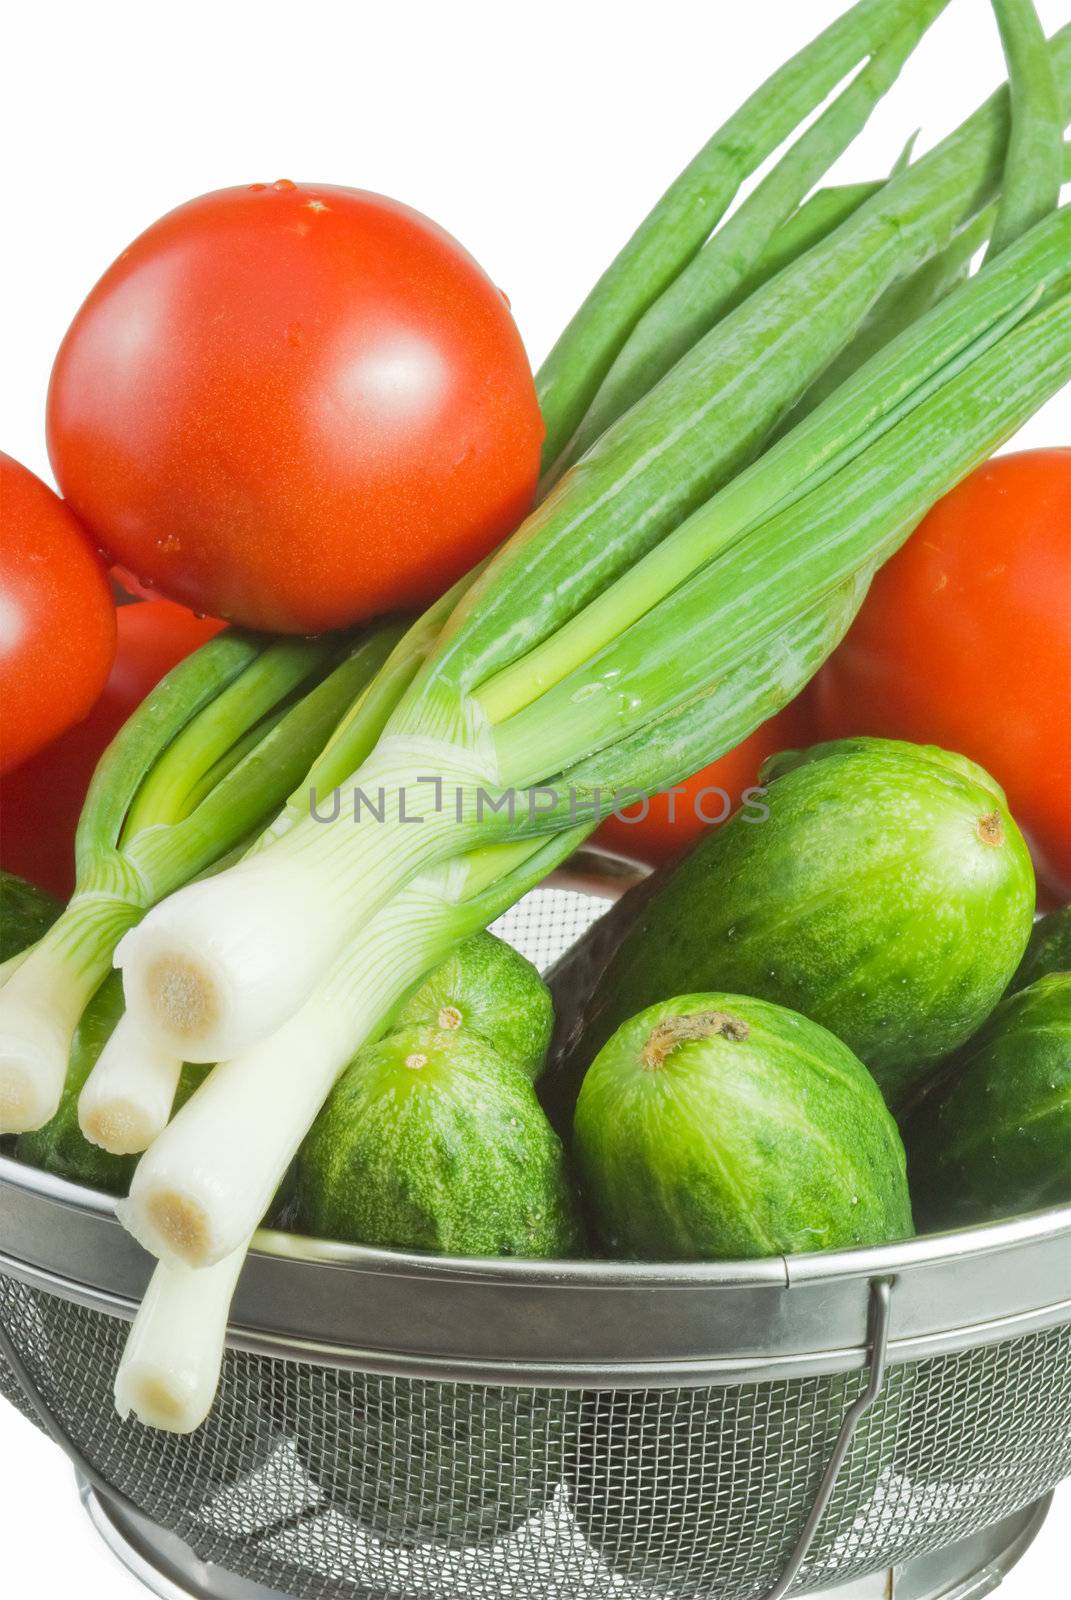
[762,1275,896,1600]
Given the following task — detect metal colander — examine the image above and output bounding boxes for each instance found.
[2,880,1070,1600]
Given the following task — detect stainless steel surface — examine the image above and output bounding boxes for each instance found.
[2,880,1070,1599]
[80,1475,295,1600]
[76,1478,1055,1600]
[764,1281,895,1600]
[878,1494,1051,1599]
[3,1158,1070,1385]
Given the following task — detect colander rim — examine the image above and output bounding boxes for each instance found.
[2,1153,1068,1288]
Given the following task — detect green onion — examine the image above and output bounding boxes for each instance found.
[536,0,950,466]
[405,29,1071,729]
[119,638,335,840]
[114,823,588,1431]
[728,179,884,294]
[113,578,861,1072]
[493,274,1071,789]
[782,207,998,427]
[115,1245,247,1433]
[0,632,258,1135]
[115,741,495,1063]
[518,570,873,832]
[257,575,476,849]
[987,0,1064,258]
[120,825,588,1269]
[700,133,918,332]
[0,624,400,1134]
[478,205,1071,730]
[74,628,415,1157]
[78,1010,186,1157]
[789,139,1070,425]
[73,632,265,871]
[548,2,949,481]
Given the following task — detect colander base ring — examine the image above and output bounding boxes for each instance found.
[76,1474,1052,1600]
[79,1472,291,1600]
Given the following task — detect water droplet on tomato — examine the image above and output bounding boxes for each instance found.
[248,182,268,192]
[273,178,296,191]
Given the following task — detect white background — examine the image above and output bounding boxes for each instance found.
[2,0,1068,1594]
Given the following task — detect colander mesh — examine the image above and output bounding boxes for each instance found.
[488,882,617,974]
[2,884,1070,1598]
[2,1284,1070,1600]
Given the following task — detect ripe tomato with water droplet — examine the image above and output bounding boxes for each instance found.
[47,182,543,633]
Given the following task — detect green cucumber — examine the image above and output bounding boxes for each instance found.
[16,975,204,1196]
[293,1026,582,1257]
[574,993,913,1261]
[1008,907,1071,994]
[554,738,1034,1113]
[904,972,1071,1229]
[392,931,553,1081]
[760,734,1009,801]
[291,1024,582,1546]
[289,1368,577,1548]
[0,870,62,961]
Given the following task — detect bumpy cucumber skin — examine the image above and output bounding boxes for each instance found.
[0,869,62,960]
[905,972,1071,1230]
[573,741,1035,1109]
[293,1026,582,1258]
[1008,907,1071,995]
[393,931,554,1081]
[16,973,204,1195]
[574,992,913,1261]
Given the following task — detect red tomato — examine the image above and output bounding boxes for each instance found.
[813,449,1071,896]
[0,453,116,772]
[47,182,544,634]
[111,566,163,602]
[0,600,223,898]
[595,701,810,868]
